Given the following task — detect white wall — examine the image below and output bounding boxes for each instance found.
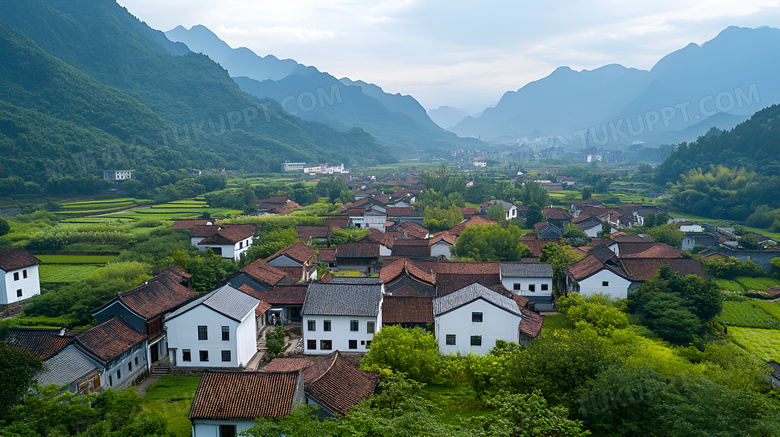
[1,265,40,305]
[191,420,256,437]
[572,270,631,300]
[102,341,147,390]
[436,299,521,355]
[198,237,252,261]
[166,305,257,367]
[583,224,602,238]
[303,315,380,355]
[430,242,452,260]
[501,276,553,298]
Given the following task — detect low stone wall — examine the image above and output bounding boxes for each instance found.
[0,299,31,319]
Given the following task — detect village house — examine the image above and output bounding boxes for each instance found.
[543,207,573,228]
[0,247,41,307]
[189,370,305,436]
[36,344,102,395]
[429,232,456,259]
[500,262,554,309]
[302,281,384,355]
[92,266,198,368]
[266,242,317,281]
[197,224,256,260]
[479,199,518,220]
[165,285,259,369]
[391,239,432,259]
[239,283,307,325]
[335,241,381,273]
[263,351,380,417]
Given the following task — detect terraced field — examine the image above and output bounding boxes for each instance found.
[730,327,780,362]
[716,301,780,329]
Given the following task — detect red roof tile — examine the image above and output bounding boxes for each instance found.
[429,231,456,246]
[620,258,705,281]
[255,300,272,317]
[190,224,220,238]
[317,248,337,263]
[382,296,434,324]
[520,309,544,338]
[273,265,309,282]
[171,219,209,230]
[386,207,413,216]
[295,225,330,239]
[391,240,431,258]
[75,317,147,365]
[448,216,497,238]
[0,247,40,272]
[336,242,380,258]
[620,244,683,259]
[239,284,307,305]
[380,258,436,285]
[107,267,199,319]
[264,358,315,372]
[397,221,429,239]
[198,224,255,245]
[240,259,288,287]
[301,351,379,415]
[268,242,316,265]
[4,328,74,359]
[189,370,300,420]
[543,207,573,220]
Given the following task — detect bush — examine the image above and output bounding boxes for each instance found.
[362,326,440,383]
[265,325,286,356]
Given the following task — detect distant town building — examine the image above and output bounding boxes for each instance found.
[102,170,134,181]
[281,161,306,172]
[473,159,487,167]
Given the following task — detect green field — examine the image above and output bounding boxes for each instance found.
[715,301,780,329]
[39,264,103,283]
[730,327,780,362]
[142,376,201,437]
[35,254,118,264]
[715,279,745,293]
[736,276,780,292]
[751,300,780,322]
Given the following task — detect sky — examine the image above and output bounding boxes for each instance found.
[117,0,780,112]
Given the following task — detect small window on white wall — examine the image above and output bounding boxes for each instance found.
[602,281,609,287]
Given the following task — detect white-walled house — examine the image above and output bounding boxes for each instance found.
[433,283,524,355]
[197,225,255,260]
[500,262,554,307]
[165,285,259,368]
[567,268,632,300]
[189,370,304,437]
[73,317,149,390]
[302,281,383,355]
[429,232,456,260]
[0,247,41,306]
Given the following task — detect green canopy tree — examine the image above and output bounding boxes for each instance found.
[361,326,440,383]
[452,224,530,261]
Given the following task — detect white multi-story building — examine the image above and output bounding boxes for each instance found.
[102,170,134,181]
[0,247,41,305]
[500,262,554,307]
[302,281,383,354]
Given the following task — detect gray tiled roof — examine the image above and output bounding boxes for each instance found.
[500,262,553,278]
[303,283,382,317]
[165,285,259,322]
[329,277,383,284]
[36,345,99,388]
[433,283,521,317]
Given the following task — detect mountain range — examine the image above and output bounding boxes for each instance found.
[165,25,482,154]
[452,26,780,146]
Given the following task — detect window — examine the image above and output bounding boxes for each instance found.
[541,284,549,291]
[16,289,22,298]
[324,320,331,332]
[221,350,231,362]
[472,312,483,323]
[22,270,27,279]
[602,281,609,287]
[307,339,316,350]
[349,340,358,349]
[135,357,138,365]
[13,272,19,281]
[109,375,113,387]
[222,326,230,341]
[470,336,482,346]
[197,326,208,340]
[529,284,536,292]
[308,320,316,331]
[219,424,237,437]
[350,320,359,331]
[117,370,121,380]
[182,349,191,362]
[367,321,375,334]
[199,350,209,362]
[513,283,521,290]
[128,362,132,371]
[320,340,332,350]
[446,334,456,345]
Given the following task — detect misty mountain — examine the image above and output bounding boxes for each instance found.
[166,25,482,154]
[428,106,472,129]
[454,26,780,147]
[0,0,394,180]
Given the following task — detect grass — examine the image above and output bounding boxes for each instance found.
[142,376,201,437]
[735,276,780,292]
[541,314,574,331]
[715,279,745,293]
[420,382,485,427]
[35,254,118,264]
[752,300,780,322]
[730,327,780,362]
[39,264,103,283]
[332,270,362,277]
[715,301,780,329]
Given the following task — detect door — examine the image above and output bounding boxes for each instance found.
[150,343,159,363]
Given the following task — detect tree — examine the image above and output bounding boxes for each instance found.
[648,223,684,248]
[598,221,612,237]
[581,186,593,200]
[557,293,628,336]
[469,390,590,437]
[265,325,286,356]
[486,201,507,223]
[361,326,440,383]
[524,203,545,228]
[452,224,530,261]
[423,204,464,231]
[644,212,656,228]
[562,224,588,240]
[520,182,549,207]
[0,342,42,418]
[0,217,10,237]
[539,243,582,290]
[738,233,762,250]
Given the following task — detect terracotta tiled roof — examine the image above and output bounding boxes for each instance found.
[573,197,603,207]
[391,240,431,258]
[621,244,683,259]
[347,208,365,217]
[274,265,308,282]
[240,259,288,287]
[255,300,272,317]
[264,358,314,372]
[336,242,380,258]
[429,231,456,246]
[4,328,74,359]
[317,248,337,263]
[460,207,477,217]
[380,258,436,285]
[543,207,573,220]
[324,216,351,230]
[0,247,40,272]
[295,225,330,239]
[620,258,705,281]
[301,351,380,415]
[189,370,300,420]
[448,216,497,238]
[615,242,666,256]
[418,260,500,275]
[397,221,429,239]
[239,284,307,305]
[199,224,255,245]
[190,224,220,238]
[386,207,413,216]
[268,242,316,265]
[520,309,544,338]
[521,238,562,257]
[74,317,147,365]
[360,229,394,249]
[171,219,209,230]
[611,234,654,242]
[320,272,334,283]
[101,268,199,319]
[510,293,531,309]
[382,296,434,324]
